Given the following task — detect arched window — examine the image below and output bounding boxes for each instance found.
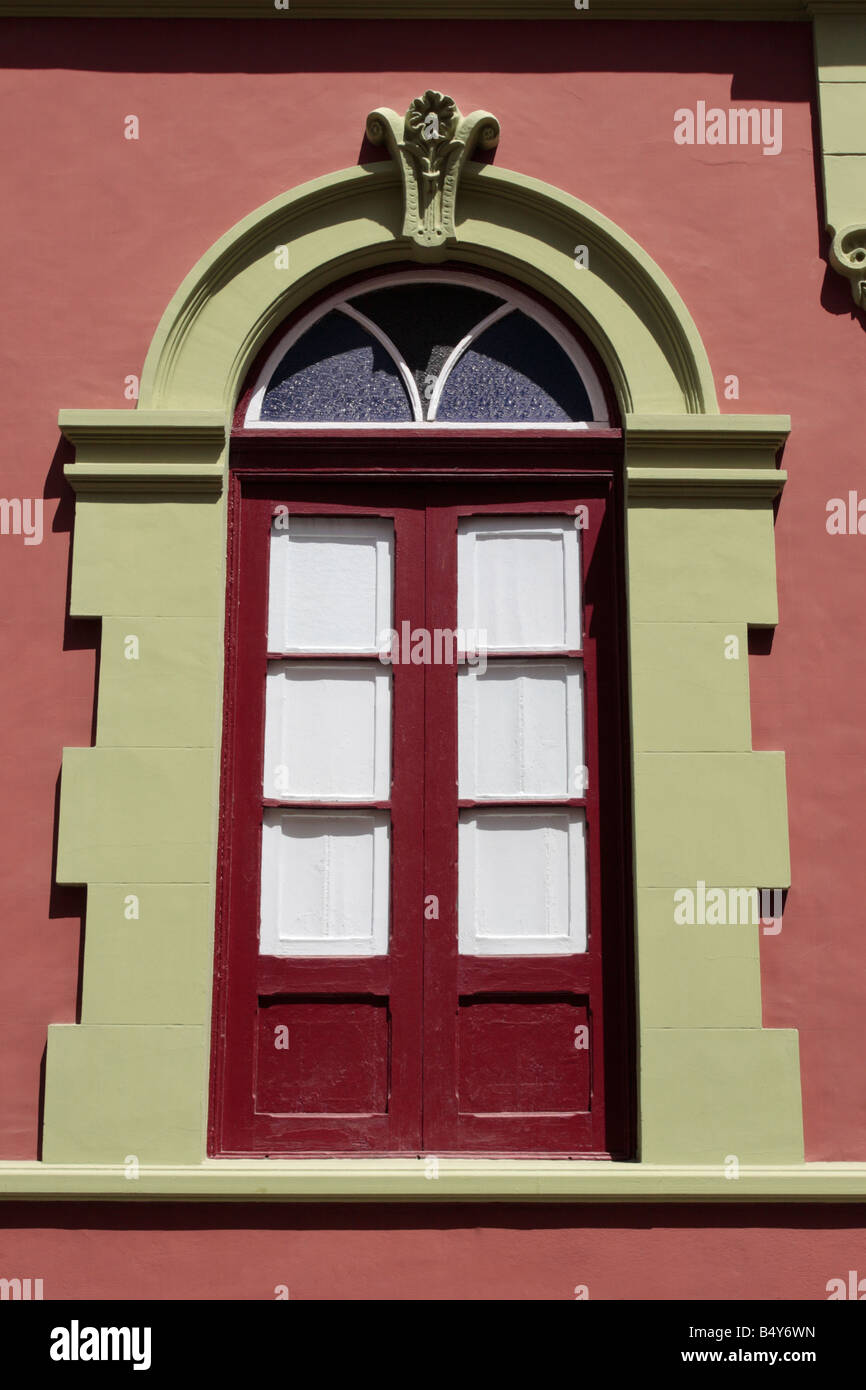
[243,272,609,428]
[213,270,632,1160]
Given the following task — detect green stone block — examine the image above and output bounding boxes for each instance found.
[42,1024,206,1165]
[57,748,216,884]
[641,1028,804,1164]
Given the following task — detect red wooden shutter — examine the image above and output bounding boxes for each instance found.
[214,489,425,1153]
[211,467,632,1158]
[423,486,623,1154]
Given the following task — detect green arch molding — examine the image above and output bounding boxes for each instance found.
[139,162,718,418]
[11,152,835,1201]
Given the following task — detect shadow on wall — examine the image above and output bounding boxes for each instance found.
[44,435,98,1068]
[2,17,814,91]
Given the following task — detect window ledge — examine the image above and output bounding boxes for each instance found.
[0,1161,864,1202]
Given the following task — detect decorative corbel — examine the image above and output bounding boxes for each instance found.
[829,225,866,310]
[366,90,500,257]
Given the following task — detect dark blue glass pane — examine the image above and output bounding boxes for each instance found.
[350,283,504,414]
[260,311,412,422]
[435,311,594,422]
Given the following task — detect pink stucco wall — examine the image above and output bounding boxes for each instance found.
[1,1203,865,1300]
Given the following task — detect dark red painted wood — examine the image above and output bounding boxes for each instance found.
[209,454,634,1160]
[456,957,591,993]
[422,488,616,1154]
[257,958,391,995]
[211,487,425,1155]
[230,435,623,476]
[457,997,591,1117]
[256,998,391,1117]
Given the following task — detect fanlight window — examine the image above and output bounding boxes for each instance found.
[244,272,609,428]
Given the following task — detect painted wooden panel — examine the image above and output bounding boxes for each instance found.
[457,996,590,1114]
[458,659,584,798]
[457,515,582,651]
[268,515,394,653]
[458,809,587,955]
[256,999,389,1115]
[263,662,392,801]
[259,810,390,957]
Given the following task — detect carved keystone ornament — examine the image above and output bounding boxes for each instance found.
[366,91,500,255]
[829,224,866,311]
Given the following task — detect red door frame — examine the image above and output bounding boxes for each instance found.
[209,436,635,1159]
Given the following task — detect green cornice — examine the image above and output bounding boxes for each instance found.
[59,410,226,445]
[625,414,790,454]
[627,467,787,501]
[625,414,789,503]
[1,1161,865,1201]
[60,410,226,493]
[625,414,788,499]
[63,464,224,493]
[1,1,865,18]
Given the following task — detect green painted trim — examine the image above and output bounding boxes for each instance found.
[59,410,226,442]
[625,414,788,498]
[139,162,718,416]
[45,148,804,1185]
[1,1162,864,1202]
[625,414,790,453]
[1,1,863,20]
[64,464,224,493]
[60,410,226,492]
[626,468,786,500]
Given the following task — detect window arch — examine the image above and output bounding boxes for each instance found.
[243,271,610,428]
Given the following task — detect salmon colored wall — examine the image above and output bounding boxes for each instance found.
[0,17,863,1281]
[0,1204,865,1300]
